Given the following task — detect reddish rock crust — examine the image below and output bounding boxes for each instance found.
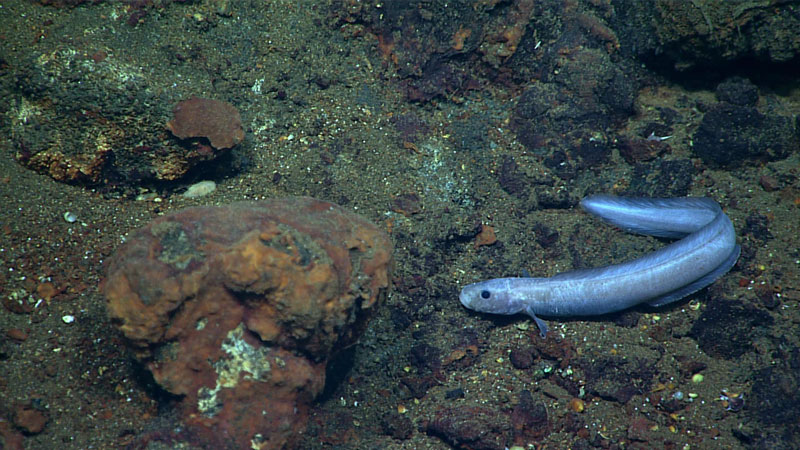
[166,96,245,150]
[103,197,392,449]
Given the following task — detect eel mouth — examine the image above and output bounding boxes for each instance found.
[458,290,468,308]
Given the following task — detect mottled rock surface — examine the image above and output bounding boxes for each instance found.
[103,197,392,449]
[9,56,247,188]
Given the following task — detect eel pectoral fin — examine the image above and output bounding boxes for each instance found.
[525,305,549,338]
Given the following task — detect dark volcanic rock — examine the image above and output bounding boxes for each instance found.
[692,103,798,167]
[715,77,759,106]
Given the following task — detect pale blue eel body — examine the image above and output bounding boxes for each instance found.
[459,195,740,337]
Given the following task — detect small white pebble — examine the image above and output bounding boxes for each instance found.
[182,180,217,198]
[62,315,75,324]
[64,212,77,223]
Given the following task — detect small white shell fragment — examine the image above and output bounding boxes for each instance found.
[64,211,77,223]
[182,180,217,198]
[135,193,158,201]
[62,315,75,324]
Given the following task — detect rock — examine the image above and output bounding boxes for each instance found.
[426,406,511,450]
[509,347,534,370]
[618,136,669,164]
[103,197,392,449]
[10,59,239,189]
[510,390,549,441]
[182,180,217,198]
[12,402,48,435]
[689,299,773,359]
[167,97,245,150]
[627,416,656,442]
[611,1,800,71]
[6,328,28,342]
[692,102,798,167]
[715,77,759,107]
[381,413,414,440]
[759,175,780,192]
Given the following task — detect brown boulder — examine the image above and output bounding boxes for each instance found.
[167,96,245,150]
[103,197,392,449]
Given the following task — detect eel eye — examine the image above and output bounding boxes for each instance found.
[480,290,491,299]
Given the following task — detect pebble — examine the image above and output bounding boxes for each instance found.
[759,175,779,192]
[62,315,75,324]
[6,328,28,341]
[63,211,77,223]
[12,403,48,434]
[568,398,585,413]
[182,180,217,198]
